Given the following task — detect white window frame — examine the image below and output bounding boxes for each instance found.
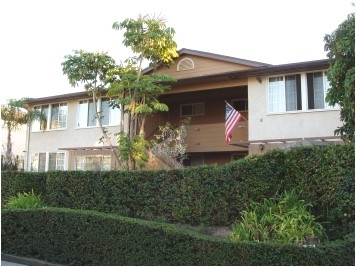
[267,70,336,114]
[50,103,68,129]
[77,98,120,128]
[78,99,97,127]
[306,71,333,110]
[268,76,285,113]
[268,75,302,113]
[31,152,66,172]
[31,102,67,131]
[100,98,120,126]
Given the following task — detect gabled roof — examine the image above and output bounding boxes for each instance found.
[142,48,271,74]
[177,48,271,67]
[26,50,330,105]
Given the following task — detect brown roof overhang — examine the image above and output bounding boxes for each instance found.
[27,59,330,104]
[26,91,89,105]
[174,59,330,85]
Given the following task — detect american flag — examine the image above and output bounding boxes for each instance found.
[225,102,242,144]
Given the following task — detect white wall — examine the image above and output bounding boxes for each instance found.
[1,122,26,158]
[25,99,122,171]
[248,76,341,141]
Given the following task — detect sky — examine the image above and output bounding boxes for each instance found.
[0,0,354,103]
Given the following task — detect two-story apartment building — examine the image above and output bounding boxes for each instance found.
[24,49,342,171]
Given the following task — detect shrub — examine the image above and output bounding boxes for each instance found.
[1,208,354,266]
[229,190,326,244]
[1,144,354,238]
[5,190,45,209]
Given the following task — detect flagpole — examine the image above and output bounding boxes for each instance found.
[225,100,248,122]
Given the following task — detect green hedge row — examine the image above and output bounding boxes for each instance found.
[2,208,354,266]
[1,144,354,232]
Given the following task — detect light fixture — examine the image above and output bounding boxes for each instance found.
[256,76,262,83]
[259,144,264,151]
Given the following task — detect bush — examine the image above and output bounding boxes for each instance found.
[1,144,354,238]
[1,171,47,207]
[229,190,326,244]
[5,190,45,209]
[1,208,354,266]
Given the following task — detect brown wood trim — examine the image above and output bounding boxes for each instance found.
[230,136,343,146]
[58,146,118,151]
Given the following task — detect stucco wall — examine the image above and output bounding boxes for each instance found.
[25,99,121,170]
[248,76,341,141]
[1,122,26,158]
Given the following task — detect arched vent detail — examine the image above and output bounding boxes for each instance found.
[177,58,195,71]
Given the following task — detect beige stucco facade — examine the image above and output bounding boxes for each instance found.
[247,75,341,141]
[23,49,343,171]
[24,98,121,171]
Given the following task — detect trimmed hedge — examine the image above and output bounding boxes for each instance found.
[1,171,47,204]
[1,144,354,232]
[2,208,354,266]
[284,144,355,238]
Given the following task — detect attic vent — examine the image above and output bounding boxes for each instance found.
[177,58,194,71]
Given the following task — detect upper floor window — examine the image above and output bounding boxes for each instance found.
[267,71,332,113]
[268,74,301,113]
[177,58,195,71]
[32,103,67,131]
[78,99,96,127]
[306,72,331,110]
[101,98,120,126]
[181,103,205,116]
[78,98,120,128]
[50,103,67,129]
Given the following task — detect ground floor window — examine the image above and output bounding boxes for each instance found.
[30,152,66,172]
[183,154,204,167]
[75,155,111,171]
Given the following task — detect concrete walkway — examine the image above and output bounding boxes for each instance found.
[1,261,26,266]
[1,254,55,266]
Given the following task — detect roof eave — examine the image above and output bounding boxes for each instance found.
[175,59,330,84]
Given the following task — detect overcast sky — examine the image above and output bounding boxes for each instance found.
[0,0,354,102]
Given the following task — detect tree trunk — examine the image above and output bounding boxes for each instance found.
[5,122,13,169]
[92,89,122,169]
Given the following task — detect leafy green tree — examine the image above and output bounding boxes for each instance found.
[61,15,178,170]
[109,14,178,169]
[324,12,355,142]
[1,98,42,170]
[61,50,122,167]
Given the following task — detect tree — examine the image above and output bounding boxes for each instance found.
[1,98,41,170]
[324,12,355,142]
[109,14,178,169]
[61,50,122,167]
[61,15,179,170]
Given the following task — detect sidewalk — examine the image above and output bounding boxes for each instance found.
[1,261,26,266]
[1,254,56,266]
